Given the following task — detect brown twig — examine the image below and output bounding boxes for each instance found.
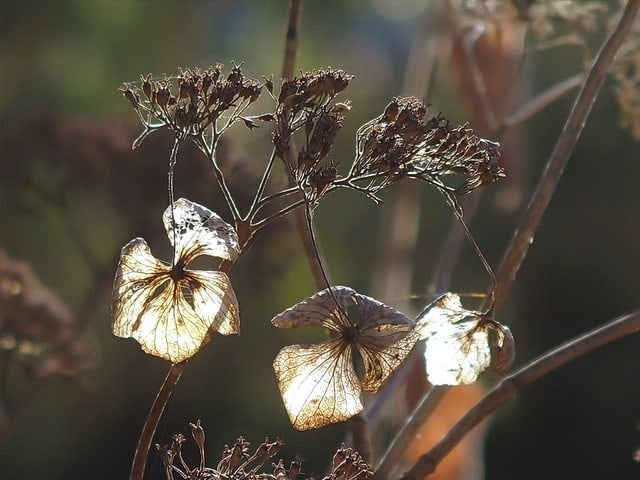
[494,0,640,310]
[129,364,184,480]
[400,308,640,479]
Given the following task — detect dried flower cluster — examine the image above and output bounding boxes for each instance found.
[271,68,353,204]
[611,6,640,139]
[349,97,504,197]
[115,62,509,450]
[119,63,263,149]
[157,421,373,480]
[270,286,513,430]
[112,199,240,364]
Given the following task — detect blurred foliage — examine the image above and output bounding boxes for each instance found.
[0,1,639,480]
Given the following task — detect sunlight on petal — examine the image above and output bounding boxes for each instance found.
[273,341,362,430]
[112,238,169,338]
[352,291,418,393]
[163,198,240,264]
[416,293,491,385]
[189,270,240,336]
[271,286,355,331]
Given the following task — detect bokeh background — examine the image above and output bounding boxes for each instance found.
[1,1,639,479]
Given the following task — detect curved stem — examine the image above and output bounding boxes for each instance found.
[494,0,640,310]
[400,309,640,480]
[129,363,184,480]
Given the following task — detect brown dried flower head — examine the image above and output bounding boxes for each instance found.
[350,97,504,196]
[119,63,263,148]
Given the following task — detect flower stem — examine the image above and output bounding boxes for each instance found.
[129,363,184,480]
[494,0,640,309]
[399,309,640,479]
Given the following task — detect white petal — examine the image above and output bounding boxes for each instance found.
[270,286,356,331]
[163,198,240,264]
[188,270,240,336]
[416,293,491,385]
[112,238,169,338]
[273,340,362,430]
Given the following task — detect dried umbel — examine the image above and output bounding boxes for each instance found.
[156,421,372,480]
[272,68,353,204]
[119,63,263,148]
[349,97,504,198]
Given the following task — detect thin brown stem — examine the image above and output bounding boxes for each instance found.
[129,363,184,480]
[494,0,640,310]
[400,309,640,480]
[282,0,303,80]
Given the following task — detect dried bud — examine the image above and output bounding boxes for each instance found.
[120,84,140,110]
[141,74,152,99]
[189,420,206,453]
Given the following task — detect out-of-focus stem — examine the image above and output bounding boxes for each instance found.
[400,309,640,479]
[494,0,640,310]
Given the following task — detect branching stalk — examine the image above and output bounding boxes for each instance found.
[400,309,640,480]
[494,0,640,309]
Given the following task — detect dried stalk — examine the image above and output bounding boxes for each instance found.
[397,1,640,477]
[400,309,640,479]
[494,0,640,310]
[129,364,184,480]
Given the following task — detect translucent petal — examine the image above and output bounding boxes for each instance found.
[188,270,240,336]
[273,340,362,430]
[271,286,356,332]
[352,291,418,393]
[127,272,237,363]
[416,293,491,385]
[163,198,240,264]
[112,238,240,363]
[357,328,420,393]
[112,238,169,338]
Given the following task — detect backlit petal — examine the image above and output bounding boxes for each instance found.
[416,293,491,385]
[163,198,240,264]
[188,270,240,336]
[112,238,169,338]
[273,340,362,430]
[271,286,356,332]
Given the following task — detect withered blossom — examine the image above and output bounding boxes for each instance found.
[272,69,353,204]
[119,64,263,149]
[112,198,240,363]
[415,293,514,385]
[271,286,419,430]
[348,97,504,197]
[157,421,372,480]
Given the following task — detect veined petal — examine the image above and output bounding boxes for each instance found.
[350,291,418,393]
[416,293,492,385]
[112,238,169,338]
[271,286,355,331]
[188,270,240,336]
[273,340,362,430]
[163,198,240,264]
[129,270,239,363]
[357,327,420,393]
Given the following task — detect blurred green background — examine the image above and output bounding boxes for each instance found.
[1,1,639,479]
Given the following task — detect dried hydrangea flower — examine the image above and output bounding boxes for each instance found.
[350,97,504,197]
[416,293,514,385]
[112,198,240,363]
[271,286,419,430]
